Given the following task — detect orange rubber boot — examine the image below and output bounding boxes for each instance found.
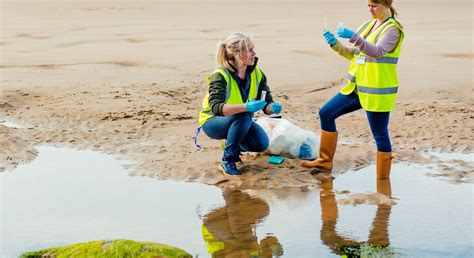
[376,151,392,180]
[376,179,392,197]
[300,130,338,172]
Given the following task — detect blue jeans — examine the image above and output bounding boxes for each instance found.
[319,92,392,152]
[202,112,269,162]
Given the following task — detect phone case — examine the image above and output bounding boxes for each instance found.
[268,156,285,165]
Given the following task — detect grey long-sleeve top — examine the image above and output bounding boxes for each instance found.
[331,27,400,60]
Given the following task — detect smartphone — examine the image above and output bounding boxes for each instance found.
[268,155,285,165]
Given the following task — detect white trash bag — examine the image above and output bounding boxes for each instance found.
[256,117,319,160]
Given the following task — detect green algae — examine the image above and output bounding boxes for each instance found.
[340,244,401,258]
[21,239,192,258]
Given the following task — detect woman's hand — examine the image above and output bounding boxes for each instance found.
[323,30,337,46]
[336,25,355,39]
[245,100,267,112]
[270,102,282,114]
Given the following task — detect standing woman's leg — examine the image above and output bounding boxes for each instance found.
[366,111,392,179]
[301,92,362,170]
[319,92,363,133]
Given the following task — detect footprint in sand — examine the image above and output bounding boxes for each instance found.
[294,49,330,57]
[16,33,50,40]
[125,38,148,43]
[441,53,474,59]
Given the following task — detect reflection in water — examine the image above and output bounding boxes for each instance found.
[3,146,472,256]
[202,190,283,257]
[320,178,393,256]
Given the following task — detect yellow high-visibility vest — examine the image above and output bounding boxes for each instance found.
[340,17,404,112]
[198,67,262,126]
[202,224,225,254]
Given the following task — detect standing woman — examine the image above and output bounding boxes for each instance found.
[301,0,404,179]
[198,32,282,176]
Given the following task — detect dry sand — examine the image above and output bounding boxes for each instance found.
[1,0,473,190]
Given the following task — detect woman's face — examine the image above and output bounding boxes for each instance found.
[240,43,256,66]
[368,1,389,19]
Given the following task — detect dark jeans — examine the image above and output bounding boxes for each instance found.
[202,112,269,162]
[319,92,392,152]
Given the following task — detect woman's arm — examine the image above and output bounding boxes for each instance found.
[331,42,358,61]
[257,72,277,115]
[208,73,245,116]
[349,27,400,58]
[208,73,246,116]
[222,104,246,116]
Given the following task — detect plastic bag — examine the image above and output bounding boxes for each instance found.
[256,117,319,160]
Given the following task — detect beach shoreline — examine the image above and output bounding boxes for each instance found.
[1,0,473,188]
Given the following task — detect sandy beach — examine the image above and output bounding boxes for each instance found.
[1,0,472,190]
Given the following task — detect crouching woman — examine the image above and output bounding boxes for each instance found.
[198,32,282,175]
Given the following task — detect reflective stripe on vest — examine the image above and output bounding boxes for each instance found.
[348,73,356,82]
[357,85,398,94]
[365,56,399,64]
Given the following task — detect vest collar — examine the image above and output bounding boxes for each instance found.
[363,17,395,39]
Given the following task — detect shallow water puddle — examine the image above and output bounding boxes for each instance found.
[327,164,473,257]
[1,147,473,257]
[245,163,473,257]
[420,151,473,183]
[424,151,472,163]
[1,147,224,257]
[0,118,29,129]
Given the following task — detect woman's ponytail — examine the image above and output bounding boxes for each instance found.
[215,41,230,71]
[389,4,403,28]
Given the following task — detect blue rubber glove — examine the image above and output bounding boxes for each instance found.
[336,25,355,39]
[245,100,267,112]
[323,30,337,46]
[270,102,282,114]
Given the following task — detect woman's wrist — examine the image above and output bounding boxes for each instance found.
[222,103,247,116]
[264,102,274,114]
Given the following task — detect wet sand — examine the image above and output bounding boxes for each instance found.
[1,0,473,189]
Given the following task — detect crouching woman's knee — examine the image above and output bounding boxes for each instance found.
[254,134,269,153]
[235,112,253,121]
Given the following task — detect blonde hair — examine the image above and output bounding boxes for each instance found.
[215,32,254,72]
[371,0,403,28]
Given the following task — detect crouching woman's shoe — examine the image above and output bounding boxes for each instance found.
[218,160,242,175]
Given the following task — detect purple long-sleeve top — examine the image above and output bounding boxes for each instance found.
[331,26,400,60]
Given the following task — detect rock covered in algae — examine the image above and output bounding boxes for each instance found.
[21,239,192,258]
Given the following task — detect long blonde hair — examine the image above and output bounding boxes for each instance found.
[371,0,403,28]
[215,32,254,72]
